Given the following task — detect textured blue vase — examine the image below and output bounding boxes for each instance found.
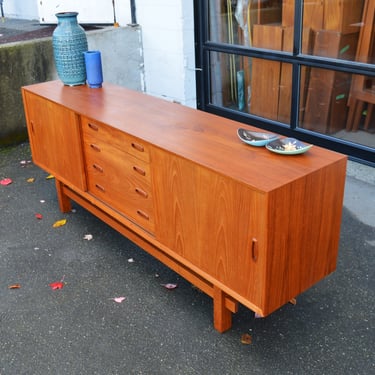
[52,12,88,86]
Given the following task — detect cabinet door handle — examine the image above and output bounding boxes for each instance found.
[137,209,149,220]
[251,238,258,261]
[88,122,99,131]
[90,143,101,152]
[95,183,105,192]
[133,165,146,176]
[135,187,148,198]
[93,163,104,173]
[131,142,144,152]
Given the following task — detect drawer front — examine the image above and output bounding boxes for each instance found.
[83,132,152,188]
[85,155,154,232]
[81,119,154,233]
[81,116,150,162]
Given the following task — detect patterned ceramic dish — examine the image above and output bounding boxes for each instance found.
[237,128,279,147]
[266,137,313,155]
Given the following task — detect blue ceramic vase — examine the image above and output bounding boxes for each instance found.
[52,12,88,86]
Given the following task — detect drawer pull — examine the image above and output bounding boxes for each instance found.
[131,142,145,153]
[251,238,258,261]
[133,165,146,176]
[88,123,99,131]
[93,163,104,173]
[90,143,101,152]
[95,183,105,192]
[137,209,149,220]
[135,187,148,198]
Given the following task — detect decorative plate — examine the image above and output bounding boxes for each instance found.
[266,138,313,155]
[237,128,279,147]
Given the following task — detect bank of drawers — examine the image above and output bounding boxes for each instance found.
[81,116,154,233]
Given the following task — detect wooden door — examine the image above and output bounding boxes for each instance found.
[22,91,86,191]
[152,149,267,310]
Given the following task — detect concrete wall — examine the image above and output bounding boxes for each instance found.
[0,26,144,146]
[0,39,55,144]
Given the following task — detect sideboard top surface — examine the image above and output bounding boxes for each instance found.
[23,81,347,192]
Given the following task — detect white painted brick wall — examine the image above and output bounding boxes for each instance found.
[136,0,196,107]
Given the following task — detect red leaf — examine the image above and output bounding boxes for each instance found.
[49,281,64,290]
[0,178,13,186]
[35,213,43,220]
[8,284,21,289]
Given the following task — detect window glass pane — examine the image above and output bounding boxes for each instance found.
[208,0,287,50]
[209,51,292,123]
[300,68,375,148]
[301,0,371,62]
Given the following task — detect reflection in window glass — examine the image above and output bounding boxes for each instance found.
[300,0,372,62]
[208,0,286,50]
[300,68,375,148]
[209,51,292,124]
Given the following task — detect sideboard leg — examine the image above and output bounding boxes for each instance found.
[213,286,232,333]
[55,179,72,212]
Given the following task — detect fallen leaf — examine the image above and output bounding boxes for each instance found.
[8,284,21,289]
[27,178,35,183]
[20,160,32,166]
[83,234,93,240]
[49,281,64,290]
[289,297,297,305]
[111,297,126,303]
[35,213,43,220]
[0,178,12,186]
[161,283,178,290]
[46,174,54,180]
[53,219,67,228]
[240,333,252,345]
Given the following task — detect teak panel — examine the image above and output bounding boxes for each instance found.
[152,148,268,310]
[22,91,86,191]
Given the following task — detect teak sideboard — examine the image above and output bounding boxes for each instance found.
[22,81,347,332]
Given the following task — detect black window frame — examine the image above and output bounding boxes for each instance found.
[194,0,375,166]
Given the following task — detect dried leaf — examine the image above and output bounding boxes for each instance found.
[35,213,43,220]
[27,178,35,183]
[8,284,21,289]
[111,297,126,303]
[49,281,64,290]
[241,333,252,345]
[161,283,178,290]
[53,219,67,228]
[20,160,32,166]
[83,234,93,240]
[289,297,297,305]
[0,178,12,186]
[45,174,54,180]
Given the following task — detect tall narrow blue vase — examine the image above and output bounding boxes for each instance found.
[84,51,103,88]
[52,12,88,86]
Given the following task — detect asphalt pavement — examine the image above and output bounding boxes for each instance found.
[1,142,374,375]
